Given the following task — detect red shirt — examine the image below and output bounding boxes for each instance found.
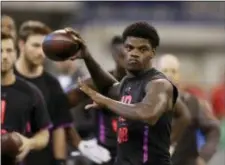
[211,83,225,118]
[184,85,206,99]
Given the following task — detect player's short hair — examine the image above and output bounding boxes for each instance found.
[19,20,51,41]
[122,21,160,48]
[111,35,123,46]
[1,15,16,27]
[1,31,14,41]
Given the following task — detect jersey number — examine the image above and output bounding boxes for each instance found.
[1,100,6,124]
[118,95,132,144]
[112,119,117,132]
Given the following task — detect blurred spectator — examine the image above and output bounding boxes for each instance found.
[210,72,225,120]
[53,60,84,91]
[70,99,96,140]
[184,85,207,100]
[1,15,17,40]
[53,61,95,165]
[67,98,95,165]
[53,60,95,139]
[183,84,213,113]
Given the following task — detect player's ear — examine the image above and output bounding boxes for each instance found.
[18,40,25,53]
[151,48,156,58]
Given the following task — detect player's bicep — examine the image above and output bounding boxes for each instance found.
[140,79,173,124]
[31,88,52,132]
[142,79,173,108]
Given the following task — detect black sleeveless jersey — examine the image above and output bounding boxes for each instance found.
[115,68,178,165]
[97,109,118,157]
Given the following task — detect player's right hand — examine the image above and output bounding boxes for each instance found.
[78,139,111,164]
[15,133,32,162]
[64,27,89,60]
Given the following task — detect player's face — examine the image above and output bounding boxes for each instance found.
[22,34,45,66]
[1,17,17,40]
[1,39,16,73]
[124,37,154,72]
[111,43,125,68]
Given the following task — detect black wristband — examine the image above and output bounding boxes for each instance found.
[54,159,66,165]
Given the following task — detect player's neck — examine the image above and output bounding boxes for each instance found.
[16,57,43,78]
[127,66,153,77]
[1,70,16,86]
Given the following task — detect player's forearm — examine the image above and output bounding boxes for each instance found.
[199,122,221,162]
[52,128,67,159]
[30,129,50,150]
[103,97,166,125]
[65,126,82,148]
[83,53,118,93]
[106,99,141,120]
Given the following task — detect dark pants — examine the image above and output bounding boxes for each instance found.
[2,154,16,165]
[24,145,55,165]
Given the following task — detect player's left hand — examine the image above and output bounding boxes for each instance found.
[15,133,32,162]
[78,77,106,108]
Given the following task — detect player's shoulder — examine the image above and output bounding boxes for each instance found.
[15,76,43,96]
[151,68,168,79]
[146,79,173,93]
[145,70,178,98]
[144,68,168,84]
[145,68,172,86]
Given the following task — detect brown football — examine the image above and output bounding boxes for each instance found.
[1,132,22,157]
[42,29,81,61]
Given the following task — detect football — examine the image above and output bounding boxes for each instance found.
[42,29,81,61]
[1,132,22,157]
